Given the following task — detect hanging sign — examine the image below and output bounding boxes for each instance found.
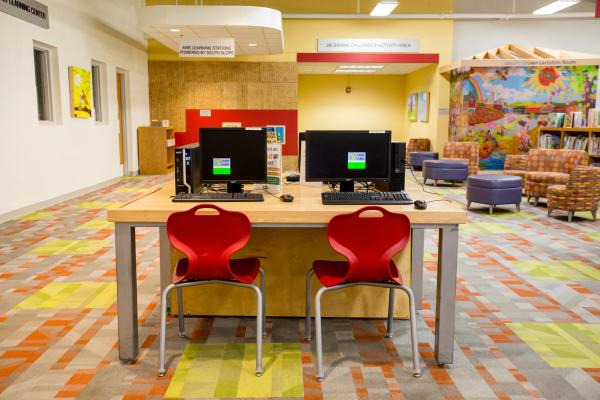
[318,38,419,53]
[0,0,48,29]
[179,37,235,58]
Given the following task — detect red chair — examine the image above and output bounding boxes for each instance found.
[158,204,265,377]
[305,206,421,381]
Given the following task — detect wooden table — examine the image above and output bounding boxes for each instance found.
[107,181,467,367]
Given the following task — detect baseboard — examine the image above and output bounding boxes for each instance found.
[0,177,122,225]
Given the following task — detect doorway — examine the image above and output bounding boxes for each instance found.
[116,69,131,175]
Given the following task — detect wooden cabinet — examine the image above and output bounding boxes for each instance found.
[137,126,175,175]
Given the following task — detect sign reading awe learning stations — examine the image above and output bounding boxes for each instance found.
[318,38,419,53]
[0,0,48,29]
[179,37,235,58]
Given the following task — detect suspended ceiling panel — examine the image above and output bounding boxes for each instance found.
[140,6,283,55]
[143,0,595,15]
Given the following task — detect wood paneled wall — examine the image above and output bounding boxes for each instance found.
[148,61,298,132]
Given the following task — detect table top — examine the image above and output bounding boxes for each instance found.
[107,180,467,225]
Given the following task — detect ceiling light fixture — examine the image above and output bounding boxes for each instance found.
[533,0,580,15]
[335,69,377,73]
[248,43,258,47]
[339,65,384,69]
[169,28,181,32]
[370,0,399,17]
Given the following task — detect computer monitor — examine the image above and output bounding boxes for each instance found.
[305,130,391,192]
[199,127,267,193]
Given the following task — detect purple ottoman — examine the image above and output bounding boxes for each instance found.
[422,159,469,186]
[409,151,438,169]
[467,174,523,214]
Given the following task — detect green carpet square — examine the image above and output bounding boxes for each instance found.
[507,323,600,368]
[165,343,304,399]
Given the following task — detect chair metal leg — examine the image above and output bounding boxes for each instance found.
[548,208,552,217]
[466,201,471,210]
[423,178,427,185]
[386,288,395,338]
[489,205,494,215]
[568,211,574,222]
[258,268,266,337]
[434,180,438,187]
[250,284,263,377]
[516,202,520,212]
[315,286,328,382]
[176,287,185,338]
[533,197,539,207]
[159,284,175,377]
[592,209,597,221]
[526,195,531,203]
[398,286,421,377]
[305,269,314,340]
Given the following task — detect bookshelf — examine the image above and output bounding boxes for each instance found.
[137,126,175,175]
[537,127,600,167]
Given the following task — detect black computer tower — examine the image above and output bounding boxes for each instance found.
[376,141,406,192]
[174,144,201,194]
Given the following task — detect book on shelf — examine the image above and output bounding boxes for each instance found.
[588,108,600,128]
[590,136,600,155]
[572,111,583,128]
[547,113,557,128]
[562,135,588,151]
[555,112,566,128]
[539,133,561,149]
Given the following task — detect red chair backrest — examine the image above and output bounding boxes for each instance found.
[326,206,410,285]
[167,204,251,283]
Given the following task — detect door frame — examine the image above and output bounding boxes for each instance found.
[116,68,135,176]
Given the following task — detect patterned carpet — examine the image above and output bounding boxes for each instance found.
[0,174,598,399]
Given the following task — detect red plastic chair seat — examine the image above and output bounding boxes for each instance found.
[175,257,260,284]
[313,259,403,287]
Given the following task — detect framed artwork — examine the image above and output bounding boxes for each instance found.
[267,125,286,144]
[408,93,418,122]
[417,91,430,122]
[68,66,92,118]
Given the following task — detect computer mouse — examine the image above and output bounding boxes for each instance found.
[414,200,427,210]
[280,194,294,202]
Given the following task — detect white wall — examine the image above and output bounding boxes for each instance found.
[453,19,600,61]
[0,0,149,217]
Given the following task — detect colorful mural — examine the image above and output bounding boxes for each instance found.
[449,65,598,169]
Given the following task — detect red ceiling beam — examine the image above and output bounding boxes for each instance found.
[596,0,600,18]
[296,53,439,63]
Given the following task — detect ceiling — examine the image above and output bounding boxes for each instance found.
[144,0,596,15]
[298,62,433,75]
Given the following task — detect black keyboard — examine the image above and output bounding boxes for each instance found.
[172,192,264,202]
[321,191,413,205]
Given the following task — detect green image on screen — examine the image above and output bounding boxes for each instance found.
[347,152,366,170]
[213,158,231,175]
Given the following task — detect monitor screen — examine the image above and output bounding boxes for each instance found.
[199,127,267,183]
[305,130,391,182]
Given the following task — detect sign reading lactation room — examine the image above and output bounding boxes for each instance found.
[179,37,235,58]
[318,38,419,53]
[0,0,48,29]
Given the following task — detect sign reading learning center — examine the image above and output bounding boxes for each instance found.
[318,38,419,53]
[0,0,48,29]
[179,37,235,58]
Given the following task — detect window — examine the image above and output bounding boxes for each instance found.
[91,60,108,123]
[33,41,61,123]
[33,47,52,121]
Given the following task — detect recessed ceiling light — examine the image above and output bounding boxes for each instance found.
[370,1,399,17]
[334,69,377,73]
[533,0,579,15]
[169,28,181,32]
[339,65,384,69]
[248,43,258,47]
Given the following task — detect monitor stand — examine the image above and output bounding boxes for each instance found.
[227,183,243,193]
[339,181,354,192]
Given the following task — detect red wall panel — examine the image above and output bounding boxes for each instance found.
[180,109,298,155]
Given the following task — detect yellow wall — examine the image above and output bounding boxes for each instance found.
[298,74,407,141]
